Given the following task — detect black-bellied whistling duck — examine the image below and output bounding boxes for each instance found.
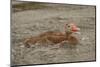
[24,23,80,47]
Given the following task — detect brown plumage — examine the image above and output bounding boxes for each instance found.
[23,23,80,47]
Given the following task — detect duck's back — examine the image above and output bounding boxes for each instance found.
[39,31,64,37]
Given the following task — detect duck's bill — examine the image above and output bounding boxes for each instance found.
[72,27,80,32]
[72,27,81,34]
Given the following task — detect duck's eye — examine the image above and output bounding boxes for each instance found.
[67,25,70,28]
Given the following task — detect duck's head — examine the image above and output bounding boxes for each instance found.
[65,23,80,34]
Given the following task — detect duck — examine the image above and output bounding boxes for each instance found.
[23,23,80,47]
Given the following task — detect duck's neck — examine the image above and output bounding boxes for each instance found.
[65,32,72,39]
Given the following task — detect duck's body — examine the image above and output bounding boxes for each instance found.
[24,23,80,47]
[24,31,66,47]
